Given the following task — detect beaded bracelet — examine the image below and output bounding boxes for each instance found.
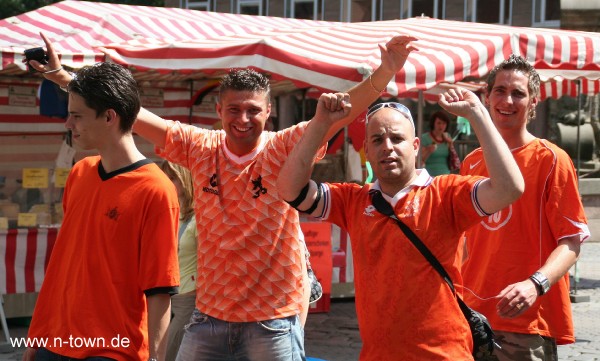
[368,75,385,93]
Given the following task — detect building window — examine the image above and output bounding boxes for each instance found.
[291,0,318,20]
[473,0,511,24]
[532,0,560,27]
[238,0,262,15]
[409,0,444,18]
[185,0,212,11]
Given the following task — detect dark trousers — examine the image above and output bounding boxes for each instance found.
[35,348,115,361]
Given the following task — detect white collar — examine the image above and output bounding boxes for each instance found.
[371,169,432,207]
[222,133,267,165]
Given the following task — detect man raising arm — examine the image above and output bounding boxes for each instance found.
[277,88,523,360]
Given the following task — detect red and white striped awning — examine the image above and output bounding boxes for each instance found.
[0,0,334,75]
[1,1,599,96]
[101,16,600,95]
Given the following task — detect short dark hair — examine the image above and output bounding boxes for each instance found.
[219,68,271,101]
[429,111,450,130]
[486,54,540,100]
[68,63,141,133]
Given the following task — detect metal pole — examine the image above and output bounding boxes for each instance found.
[416,90,424,167]
[0,294,10,344]
[574,80,582,295]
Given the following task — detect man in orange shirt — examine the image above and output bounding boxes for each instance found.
[23,38,179,361]
[460,55,590,360]
[277,86,524,359]
[36,31,420,361]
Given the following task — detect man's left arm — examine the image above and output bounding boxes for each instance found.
[496,235,581,318]
[146,293,171,361]
[323,35,417,140]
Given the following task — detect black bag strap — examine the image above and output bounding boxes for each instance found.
[369,189,456,294]
[370,189,497,356]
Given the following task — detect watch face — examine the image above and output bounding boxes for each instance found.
[532,272,550,294]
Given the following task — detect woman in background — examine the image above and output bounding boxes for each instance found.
[160,161,197,361]
[420,111,454,176]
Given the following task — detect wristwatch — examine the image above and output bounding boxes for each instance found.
[529,271,551,295]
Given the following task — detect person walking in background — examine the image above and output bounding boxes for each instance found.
[23,36,179,361]
[419,110,457,175]
[277,86,524,360]
[460,54,590,360]
[160,161,198,361]
[36,30,419,360]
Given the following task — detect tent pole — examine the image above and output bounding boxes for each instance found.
[189,80,194,125]
[574,79,581,295]
[570,79,590,303]
[417,90,424,167]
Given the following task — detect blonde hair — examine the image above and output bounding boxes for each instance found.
[160,161,195,223]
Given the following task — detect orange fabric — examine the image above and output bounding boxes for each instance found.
[28,156,180,360]
[158,120,324,322]
[460,139,588,344]
[322,173,486,361]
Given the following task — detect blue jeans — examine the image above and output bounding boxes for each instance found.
[175,309,305,361]
[35,348,115,360]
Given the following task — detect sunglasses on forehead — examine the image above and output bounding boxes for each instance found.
[365,102,415,133]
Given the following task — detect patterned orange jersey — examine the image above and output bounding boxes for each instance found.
[158,120,323,322]
[319,171,487,361]
[460,139,589,344]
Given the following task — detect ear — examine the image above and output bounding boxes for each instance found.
[105,109,118,125]
[530,96,539,108]
[215,101,223,118]
[265,102,272,118]
[413,137,420,155]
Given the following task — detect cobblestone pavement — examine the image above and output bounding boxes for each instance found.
[2,242,600,361]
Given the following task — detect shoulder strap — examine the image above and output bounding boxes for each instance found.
[369,189,455,294]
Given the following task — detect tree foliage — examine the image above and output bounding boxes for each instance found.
[0,0,164,20]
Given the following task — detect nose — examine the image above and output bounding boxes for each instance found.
[381,137,394,152]
[503,94,514,105]
[64,115,73,130]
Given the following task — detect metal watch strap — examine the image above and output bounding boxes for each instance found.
[530,271,550,295]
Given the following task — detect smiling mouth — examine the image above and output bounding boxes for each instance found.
[233,125,252,132]
[497,110,514,116]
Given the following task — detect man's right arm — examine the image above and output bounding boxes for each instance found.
[438,87,524,214]
[133,108,169,149]
[34,32,170,149]
[277,93,351,216]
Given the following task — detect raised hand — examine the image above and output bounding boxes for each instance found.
[379,34,418,74]
[313,92,352,128]
[25,32,72,87]
[438,86,483,119]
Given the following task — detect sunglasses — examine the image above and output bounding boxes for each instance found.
[365,102,415,134]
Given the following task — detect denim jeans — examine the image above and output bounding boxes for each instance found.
[35,348,115,360]
[175,309,305,361]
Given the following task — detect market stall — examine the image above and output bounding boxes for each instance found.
[1,1,599,324]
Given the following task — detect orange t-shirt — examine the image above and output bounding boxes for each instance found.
[320,171,486,361]
[158,120,324,322]
[460,139,589,344]
[28,157,180,360]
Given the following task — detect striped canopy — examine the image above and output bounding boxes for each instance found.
[1,1,599,96]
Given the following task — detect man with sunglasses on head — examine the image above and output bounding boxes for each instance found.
[35,31,419,360]
[277,88,524,360]
[459,55,589,360]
